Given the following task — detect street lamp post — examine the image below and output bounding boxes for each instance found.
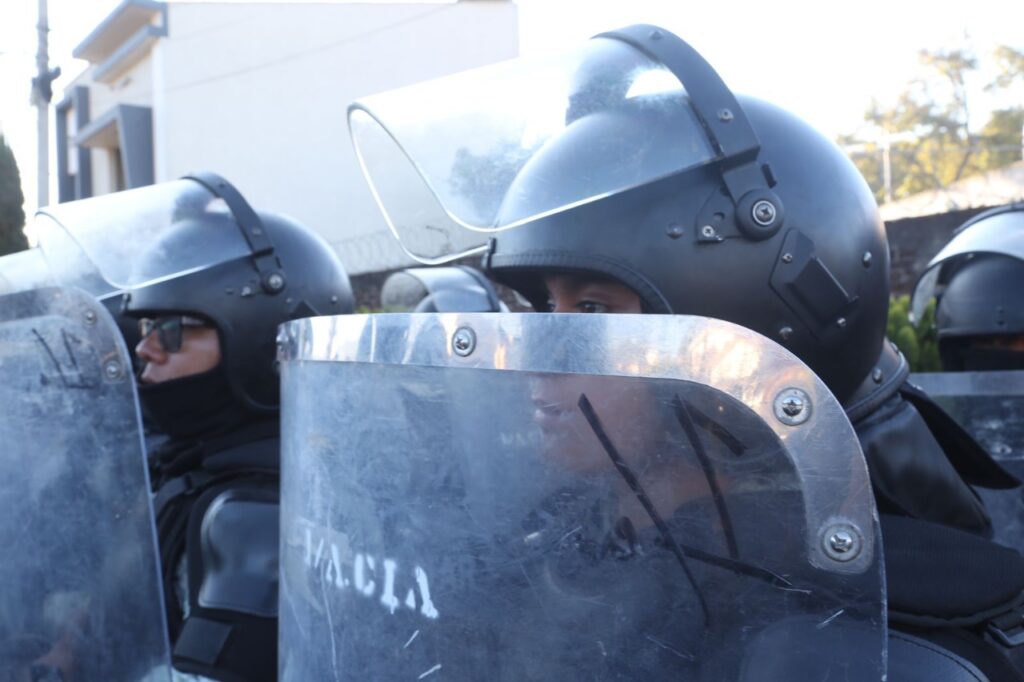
[31,0,60,209]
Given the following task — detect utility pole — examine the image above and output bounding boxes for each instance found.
[31,0,60,209]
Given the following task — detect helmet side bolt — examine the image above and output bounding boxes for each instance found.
[666,223,684,239]
[778,326,793,341]
[836,317,847,328]
[781,252,794,264]
[265,272,286,292]
[717,108,734,122]
[84,310,97,326]
[872,368,883,384]
[862,251,873,268]
[752,200,777,226]
[700,225,718,239]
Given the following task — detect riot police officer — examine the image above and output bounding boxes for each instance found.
[912,202,1024,371]
[346,25,1024,679]
[120,173,353,681]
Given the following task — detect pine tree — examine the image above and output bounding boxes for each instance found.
[0,134,29,256]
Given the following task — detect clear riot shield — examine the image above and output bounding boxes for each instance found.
[279,313,886,680]
[911,370,1024,550]
[0,286,171,681]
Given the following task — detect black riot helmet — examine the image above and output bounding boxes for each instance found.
[912,203,1024,371]
[39,173,354,412]
[380,266,507,312]
[348,25,889,404]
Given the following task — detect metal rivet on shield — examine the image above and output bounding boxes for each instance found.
[666,223,684,239]
[781,252,794,264]
[83,309,97,326]
[778,326,794,341]
[717,108,734,122]
[822,524,862,562]
[774,388,811,426]
[872,368,884,384]
[103,359,124,381]
[862,251,873,268]
[452,326,476,357]
[241,285,254,297]
[752,200,777,226]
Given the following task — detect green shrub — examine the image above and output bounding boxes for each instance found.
[888,294,942,372]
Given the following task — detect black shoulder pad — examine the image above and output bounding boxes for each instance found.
[884,514,1024,627]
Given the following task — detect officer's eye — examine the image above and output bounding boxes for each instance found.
[578,301,609,314]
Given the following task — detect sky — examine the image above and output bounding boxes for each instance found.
[1,0,1023,219]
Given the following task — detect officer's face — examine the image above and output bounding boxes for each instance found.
[135,325,222,384]
[533,272,649,473]
[543,273,643,314]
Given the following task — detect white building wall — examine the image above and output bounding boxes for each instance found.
[70,53,157,195]
[93,52,156,111]
[154,1,518,275]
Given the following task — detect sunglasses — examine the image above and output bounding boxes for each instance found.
[138,315,211,353]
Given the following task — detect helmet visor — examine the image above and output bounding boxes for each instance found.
[35,179,253,291]
[911,208,1024,323]
[349,36,717,263]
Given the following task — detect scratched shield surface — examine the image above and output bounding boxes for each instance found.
[0,287,171,681]
[279,313,887,680]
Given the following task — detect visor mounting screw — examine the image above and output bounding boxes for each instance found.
[778,326,793,341]
[752,200,777,226]
[781,252,794,264]
[666,223,684,239]
[774,388,812,426]
[872,368,883,384]
[700,225,718,239]
[452,326,476,357]
[822,524,862,562]
[103,359,124,381]
[265,272,286,292]
[83,309,97,326]
[836,317,847,329]
[241,285,254,297]
[717,108,734,122]
[862,251,873,268]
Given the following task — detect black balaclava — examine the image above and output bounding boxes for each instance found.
[138,363,251,442]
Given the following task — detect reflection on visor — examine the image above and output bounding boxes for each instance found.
[34,180,253,290]
[348,37,716,264]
